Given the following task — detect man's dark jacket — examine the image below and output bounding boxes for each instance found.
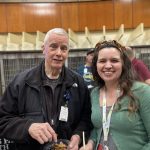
[0,61,93,150]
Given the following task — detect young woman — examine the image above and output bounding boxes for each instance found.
[80,40,150,150]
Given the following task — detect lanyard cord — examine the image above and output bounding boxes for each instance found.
[102,90,114,142]
[102,87,120,143]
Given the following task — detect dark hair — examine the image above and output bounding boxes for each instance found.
[87,48,95,55]
[92,40,138,112]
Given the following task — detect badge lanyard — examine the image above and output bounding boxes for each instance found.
[59,90,71,122]
[102,88,120,150]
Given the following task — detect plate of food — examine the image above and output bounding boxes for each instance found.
[43,139,70,150]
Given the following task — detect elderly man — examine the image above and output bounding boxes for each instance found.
[0,28,93,150]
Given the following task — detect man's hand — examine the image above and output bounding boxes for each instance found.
[28,122,57,144]
[68,134,80,150]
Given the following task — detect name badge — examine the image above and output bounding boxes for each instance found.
[59,106,68,122]
[97,144,109,150]
[104,145,109,150]
[97,144,103,150]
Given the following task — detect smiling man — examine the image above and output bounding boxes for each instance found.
[0,28,93,150]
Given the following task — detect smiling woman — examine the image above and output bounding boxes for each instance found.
[96,47,123,85]
[79,40,150,150]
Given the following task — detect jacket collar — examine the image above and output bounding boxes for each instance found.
[25,60,77,89]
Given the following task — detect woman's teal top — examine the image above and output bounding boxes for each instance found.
[90,82,150,150]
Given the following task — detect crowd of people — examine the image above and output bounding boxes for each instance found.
[0,28,150,150]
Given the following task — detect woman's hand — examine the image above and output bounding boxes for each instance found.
[79,140,94,150]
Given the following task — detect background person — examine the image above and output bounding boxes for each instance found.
[125,46,150,85]
[77,48,95,91]
[0,28,93,150]
[80,40,150,150]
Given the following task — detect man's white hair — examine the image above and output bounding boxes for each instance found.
[44,28,69,44]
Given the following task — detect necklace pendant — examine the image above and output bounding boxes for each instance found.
[104,145,109,150]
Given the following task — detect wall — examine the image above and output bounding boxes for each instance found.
[0,0,150,33]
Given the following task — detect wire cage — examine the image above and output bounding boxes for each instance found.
[3,58,43,87]
[134,46,150,70]
[0,47,150,96]
[0,52,44,95]
[0,49,87,96]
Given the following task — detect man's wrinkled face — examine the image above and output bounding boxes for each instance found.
[43,33,69,70]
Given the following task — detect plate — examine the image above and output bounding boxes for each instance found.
[43,139,70,150]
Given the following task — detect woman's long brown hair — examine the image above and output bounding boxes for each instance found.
[92,40,138,112]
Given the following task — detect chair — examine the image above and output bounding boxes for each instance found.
[143,29,150,45]
[85,26,93,48]
[21,32,36,51]
[36,31,45,50]
[114,24,124,42]
[68,28,78,48]
[0,35,7,51]
[126,23,144,46]
[102,25,107,41]
[6,33,21,51]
